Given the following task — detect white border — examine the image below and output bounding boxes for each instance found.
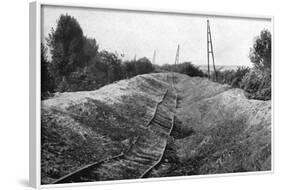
[40,0,272,20]
[37,1,42,188]
[29,1,36,188]
[30,0,274,189]
[30,1,41,189]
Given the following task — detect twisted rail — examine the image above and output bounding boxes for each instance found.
[52,73,177,184]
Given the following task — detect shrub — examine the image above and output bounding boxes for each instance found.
[181,62,205,77]
[215,70,235,84]
[232,67,250,87]
[241,69,271,100]
[56,76,69,92]
[96,50,123,83]
[135,57,154,75]
[122,60,137,78]
[215,30,271,101]
[160,62,206,77]
[41,43,55,97]
[241,29,272,101]
[215,66,250,88]
[122,57,154,79]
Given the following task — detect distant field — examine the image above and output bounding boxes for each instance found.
[197,65,244,72]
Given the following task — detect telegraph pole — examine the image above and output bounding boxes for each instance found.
[173,45,180,83]
[207,20,217,81]
[174,44,180,65]
[152,50,156,65]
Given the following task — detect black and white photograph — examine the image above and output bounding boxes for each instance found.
[40,4,272,185]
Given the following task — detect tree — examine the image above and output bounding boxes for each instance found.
[96,50,123,83]
[82,37,99,65]
[249,29,271,72]
[46,14,84,85]
[240,29,272,100]
[135,57,154,75]
[122,60,137,78]
[122,57,154,78]
[41,43,54,96]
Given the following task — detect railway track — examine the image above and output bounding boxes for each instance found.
[52,73,178,184]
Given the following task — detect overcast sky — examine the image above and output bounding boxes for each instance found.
[42,5,271,66]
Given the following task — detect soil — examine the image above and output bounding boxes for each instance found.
[41,72,271,183]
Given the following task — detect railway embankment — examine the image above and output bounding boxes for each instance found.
[41,72,271,184]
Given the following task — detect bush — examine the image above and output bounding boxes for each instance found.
[41,43,55,98]
[122,57,154,79]
[180,62,205,77]
[63,69,96,92]
[215,30,271,101]
[231,66,250,87]
[241,69,271,100]
[160,62,206,77]
[122,60,137,78]
[96,50,123,83]
[239,29,272,101]
[56,76,69,92]
[135,57,154,75]
[214,66,250,88]
[215,70,235,84]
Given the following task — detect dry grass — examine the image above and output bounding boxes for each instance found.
[145,73,271,178]
[41,73,271,183]
[41,74,169,184]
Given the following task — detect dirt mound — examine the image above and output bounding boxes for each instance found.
[41,73,170,184]
[41,72,271,183]
[170,73,271,175]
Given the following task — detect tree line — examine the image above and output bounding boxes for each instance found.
[157,62,206,77]
[42,14,271,101]
[41,14,154,98]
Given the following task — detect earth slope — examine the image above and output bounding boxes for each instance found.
[41,73,271,184]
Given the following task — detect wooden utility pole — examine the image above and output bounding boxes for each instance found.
[174,44,180,65]
[152,50,156,65]
[207,20,217,81]
[173,45,180,83]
